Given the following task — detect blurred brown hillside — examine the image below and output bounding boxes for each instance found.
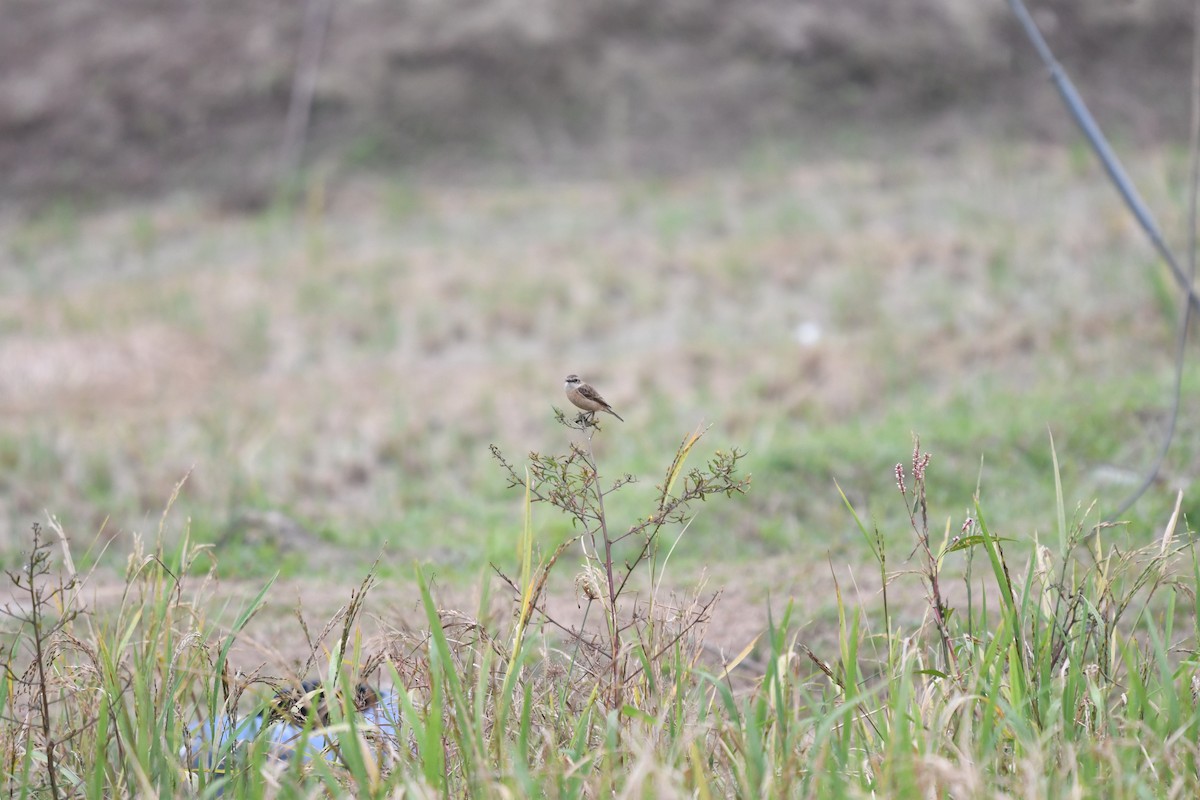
[1,0,1193,203]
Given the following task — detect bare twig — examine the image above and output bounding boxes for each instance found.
[278,0,336,184]
[1007,0,1200,518]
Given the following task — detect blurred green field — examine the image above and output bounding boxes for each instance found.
[8,3,1200,792]
[0,136,1196,610]
[6,131,1200,798]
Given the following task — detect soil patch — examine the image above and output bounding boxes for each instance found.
[1,0,1193,206]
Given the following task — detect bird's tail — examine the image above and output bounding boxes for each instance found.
[606,407,624,422]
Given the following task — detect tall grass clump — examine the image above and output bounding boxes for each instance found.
[802,435,1200,797]
[1,423,1198,797]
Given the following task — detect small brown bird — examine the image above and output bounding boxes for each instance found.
[564,374,623,421]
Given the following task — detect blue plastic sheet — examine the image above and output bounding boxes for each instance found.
[182,690,404,779]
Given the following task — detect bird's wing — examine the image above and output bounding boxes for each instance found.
[578,384,610,407]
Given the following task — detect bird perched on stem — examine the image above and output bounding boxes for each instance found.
[564,374,623,422]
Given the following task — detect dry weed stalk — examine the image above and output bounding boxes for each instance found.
[2,524,84,800]
[896,436,960,679]
[490,411,748,711]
